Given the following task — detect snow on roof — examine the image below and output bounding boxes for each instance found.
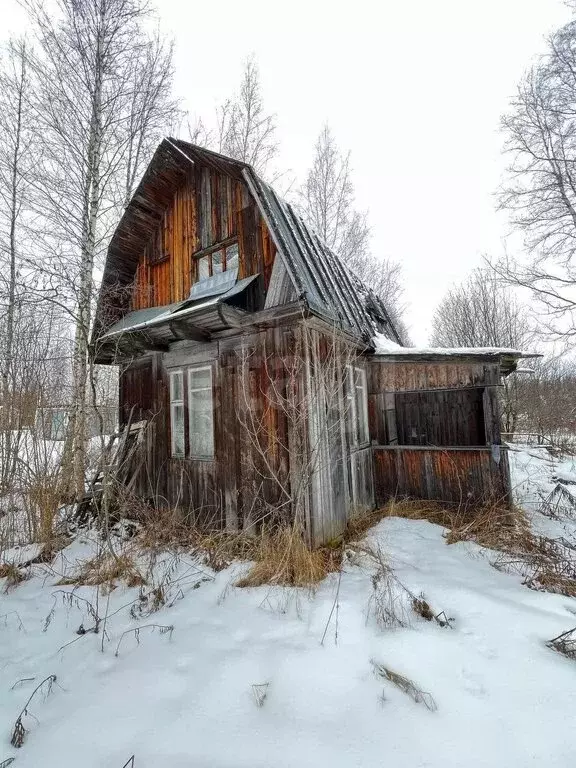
[372,332,537,359]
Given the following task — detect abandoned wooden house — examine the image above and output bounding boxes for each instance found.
[93,139,530,545]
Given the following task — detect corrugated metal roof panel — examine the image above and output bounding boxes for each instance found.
[245,171,401,344]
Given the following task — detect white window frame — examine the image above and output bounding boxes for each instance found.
[345,365,369,448]
[169,370,185,458]
[188,365,215,460]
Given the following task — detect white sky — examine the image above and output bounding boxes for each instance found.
[3,0,572,343]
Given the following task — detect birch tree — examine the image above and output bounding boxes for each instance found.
[22,0,177,499]
[299,125,408,341]
[0,38,35,486]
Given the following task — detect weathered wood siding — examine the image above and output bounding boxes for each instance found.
[117,321,359,544]
[368,359,499,393]
[393,388,485,446]
[373,447,511,507]
[368,358,511,509]
[118,326,298,531]
[130,164,276,310]
[368,359,501,447]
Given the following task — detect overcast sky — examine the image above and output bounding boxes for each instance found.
[3,0,573,343]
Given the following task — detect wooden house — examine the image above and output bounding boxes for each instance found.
[93,139,529,545]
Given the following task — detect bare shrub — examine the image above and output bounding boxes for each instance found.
[493,534,576,597]
[351,543,413,630]
[10,674,57,748]
[114,624,174,656]
[0,563,27,591]
[371,660,437,711]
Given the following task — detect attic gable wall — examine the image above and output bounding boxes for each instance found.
[130,162,277,310]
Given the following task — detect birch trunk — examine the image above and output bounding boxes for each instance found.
[70,14,104,501]
[0,43,27,487]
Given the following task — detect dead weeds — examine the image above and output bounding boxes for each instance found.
[59,552,146,589]
[235,526,340,588]
[0,563,27,591]
[371,496,576,599]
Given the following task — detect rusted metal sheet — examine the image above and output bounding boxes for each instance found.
[373,447,511,507]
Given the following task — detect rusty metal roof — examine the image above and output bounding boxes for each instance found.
[96,138,401,345]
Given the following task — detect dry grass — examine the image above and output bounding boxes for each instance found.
[114,489,575,596]
[371,660,437,711]
[372,496,576,599]
[131,497,341,588]
[235,526,340,588]
[60,552,146,588]
[0,563,27,591]
[25,474,62,545]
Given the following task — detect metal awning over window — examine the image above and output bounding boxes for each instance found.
[97,273,260,360]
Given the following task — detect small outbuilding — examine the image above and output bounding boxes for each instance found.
[93,139,532,545]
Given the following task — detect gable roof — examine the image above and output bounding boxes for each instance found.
[95,138,401,346]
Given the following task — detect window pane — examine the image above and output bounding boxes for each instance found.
[355,368,368,445]
[212,249,224,274]
[189,367,214,458]
[170,372,183,401]
[189,368,211,391]
[198,255,210,280]
[171,404,185,457]
[190,389,214,457]
[226,243,239,271]
[344,366,357,445]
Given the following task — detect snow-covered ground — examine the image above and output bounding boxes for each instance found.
[1,447,576,767]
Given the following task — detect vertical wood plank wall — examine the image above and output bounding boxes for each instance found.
[117,324,361,544]
[368,359,511,509]
[130,165,276,310]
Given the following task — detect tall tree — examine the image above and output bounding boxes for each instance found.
[498,8,576,341]
[299,125,408,341]
[429,267,534,433]
[23,0,177,498]
[429,268,531,349]
[0,38,35,484]
[216,56,278,178]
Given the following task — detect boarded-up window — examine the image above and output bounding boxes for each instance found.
[345,365,369,447]
[188,366,214,459]
[169,371,185,457]
[393,388,485,447]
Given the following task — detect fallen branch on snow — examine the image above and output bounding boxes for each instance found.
[10,674,58,748]
[371,660,437,712]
